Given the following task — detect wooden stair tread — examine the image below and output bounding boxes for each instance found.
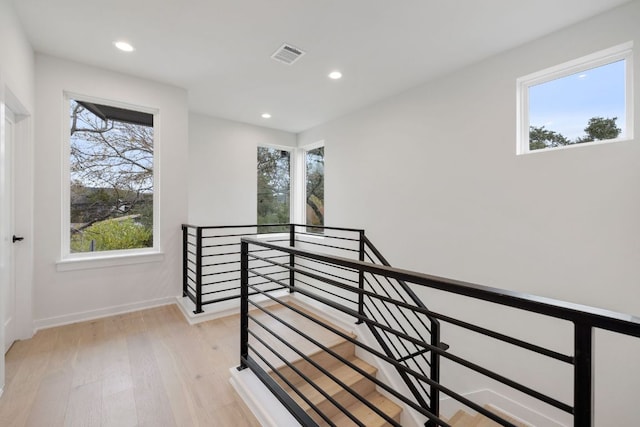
[271,339,356,387]
[250,302,356,370]
[325,391,402,427]
[448,406,530,427]
[290,356,377,409]
[449,410,477,427]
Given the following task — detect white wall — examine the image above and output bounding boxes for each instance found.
[0,0,34,111]
[188,112,296,225]
[0,0,34,395]
[33,54,188,328]
[298,1,640,424]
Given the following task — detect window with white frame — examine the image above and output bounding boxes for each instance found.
[517,42,633,154]
[304,145,324,232]
[65,97,157,256]
[257,146,291,232]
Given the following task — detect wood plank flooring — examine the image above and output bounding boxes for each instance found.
[0,304,261,427]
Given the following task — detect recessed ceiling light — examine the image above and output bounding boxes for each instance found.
[261,113,272,119]
[114,41,135,52]
[328,71,342,80]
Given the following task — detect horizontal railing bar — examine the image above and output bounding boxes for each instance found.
[360,313,573,413]
[248,300,423,426]
[294,263,360,284]
[182,223,286,230]
[247,271,568,420]
[298,257,359,275]
[202,255,286,270]
[294,239,360,253]
[292,223,365,233]
[257,261,572,412]
[251,248,570,364]
[248,321,369,426]
[244,237,640,338]
[202,276,288,295]
[203,272,288,287]
[201,232,261,239]
[201,287,286,305]
[242,355,322,427]
[296,278,358,305]
[247,285,493,427]
[202,248,273,258]
[202,286,241,296]
[294,231,360,243]
[202,264,287,278]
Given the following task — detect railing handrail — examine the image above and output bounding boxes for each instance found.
[182,223,365,233]
[241,236,640,337]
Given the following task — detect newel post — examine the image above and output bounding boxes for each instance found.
[238,240,249,370]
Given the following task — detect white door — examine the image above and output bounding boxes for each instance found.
[1,107,16,353]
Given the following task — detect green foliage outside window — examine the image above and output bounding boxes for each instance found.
[71,218,152,252]
[257,147,290,233]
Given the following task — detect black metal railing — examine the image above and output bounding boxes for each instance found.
[238,237,640,427]
[181,223,292,313]
[183,223,444,422]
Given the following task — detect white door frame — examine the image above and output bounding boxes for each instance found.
[1,85,34,345]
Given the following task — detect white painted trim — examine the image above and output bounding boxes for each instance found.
[229,367,301,427]
[175,289,290,325]
[60,92,161,263]
[516,41,634,155]
[33,296,175,331]
[56,250,164,271]
[293,141,324,227]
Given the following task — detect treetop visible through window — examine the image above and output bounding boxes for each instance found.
[524,53,628,152]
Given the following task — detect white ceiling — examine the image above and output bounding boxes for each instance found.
[12,0,631,133]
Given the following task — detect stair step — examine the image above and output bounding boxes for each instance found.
[271,338,356,388]
[324,391,402,427]
[449,410,477,427]
[448,406,530,427]
[289,356,378,419]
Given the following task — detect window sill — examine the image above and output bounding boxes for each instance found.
[56,251,164,272]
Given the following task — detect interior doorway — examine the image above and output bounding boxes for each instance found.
[1,106,17,352]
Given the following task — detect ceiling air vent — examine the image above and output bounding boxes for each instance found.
[271,43,306,65]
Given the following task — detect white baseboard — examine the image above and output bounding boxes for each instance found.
[229,366,301,427]
[175,290,291,325]
[33,296,176,331]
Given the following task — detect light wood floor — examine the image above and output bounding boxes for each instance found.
[0,304,262,427]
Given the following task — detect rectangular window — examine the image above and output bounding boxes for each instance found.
[68,98,154,254]
[257,146,291,233]
[305,146,324,232]
[517,42,633,154]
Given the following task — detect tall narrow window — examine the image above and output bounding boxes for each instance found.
[305,146,324,232]
[517,43,632,154]
[257,146,290,232]
[69,99,154,253]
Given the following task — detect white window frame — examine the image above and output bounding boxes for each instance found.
[57,93,162,271]
[256,143,294,237]
[517,42,634,155]
[294,141,325,233]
